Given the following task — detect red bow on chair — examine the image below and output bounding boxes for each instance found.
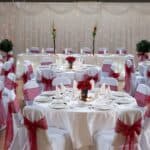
[24,116,48,150]
[41,76,53,91]
[4,99,19,150]
[115,118,142,150]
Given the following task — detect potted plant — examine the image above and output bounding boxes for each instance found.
[136,40,150,61]
[0,39,13,60]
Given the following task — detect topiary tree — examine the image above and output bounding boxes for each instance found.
[0,39,13,53]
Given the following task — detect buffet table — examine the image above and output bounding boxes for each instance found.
[16,53,134,79]
[34,88,139,149]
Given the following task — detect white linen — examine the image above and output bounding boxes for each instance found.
[33,89,138,149]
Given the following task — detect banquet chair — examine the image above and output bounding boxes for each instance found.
[45,48,55,54]
[23,105,73,150]
[21,60,35,84]
[94,109,142,150]
[4,92,25,150]
[97,48,108,54]
[145,66,150,87]
[134,84,150,107]
[23,80,41,105]
[101,59,113,77]
[99,77,118,91]
[0,80,6,131]
[29,47,41,53]
[124,59,135,95]
[140,106,150,150]
[115,48,127,55]
[52,76,72,88]
[2,58,15,77]
[81,47,92,54]
[37,69,56,91]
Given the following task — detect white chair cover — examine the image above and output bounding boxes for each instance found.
[134,84,150,107]
[94,109,142,150]
[45,48,54,54]
[23,106,72,150]
[29,47,40,53]
[101,59,113,77]
[23,80,41,105]
[97,48,108,54]
[116,48,127,54]
[140,106,150,150]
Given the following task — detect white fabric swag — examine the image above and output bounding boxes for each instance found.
[0,2,150,55]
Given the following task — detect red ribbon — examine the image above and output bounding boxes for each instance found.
[41,76,53,91]
[5,78,18,91]
[109,70,120,79]
[124,64,134,93]
[2,64,16,77]
[147,70,150,78]
[115,118,142,150]
[4,99,19,150]
[24,116,48,150]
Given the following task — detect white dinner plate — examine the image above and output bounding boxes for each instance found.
[93,104,113,110]
[49,104,67,109]
[115,98,133,104]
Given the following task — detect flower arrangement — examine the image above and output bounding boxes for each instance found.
[92,26,97,55]
[77,80,92,91]
[66,56,76,69]
[51,22,56,54]
[77,79,92,101]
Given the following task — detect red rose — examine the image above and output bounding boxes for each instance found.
[77,80,92,90]
[66,56,76,63]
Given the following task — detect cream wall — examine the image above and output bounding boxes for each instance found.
[0,2,150,55]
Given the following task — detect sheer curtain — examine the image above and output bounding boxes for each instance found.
[0,2,150,55]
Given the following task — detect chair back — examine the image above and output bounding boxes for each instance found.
[29,47,40,53]
[81,47,92,54]
[116,48,127,54]
[23,80,41,103]
[45,48,54,54]
[97,48,108,54]
[112,109,142,149]
[23,106,52,150]
[134,84,150,107]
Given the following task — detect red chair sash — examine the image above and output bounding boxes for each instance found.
[2,64,15,77]
[41,76,53,91]
[5,78,18,90]
[124,64,134,93]
[4,100,19,150]
[24,116,48,150]
[134,91,149,107]
[115,118,142,150]
[147,70,150,78]
[109,70,120,79]
[23,87,40,101]
[22,66,33,83]
[84,73,99,83]
[144,107,150,118]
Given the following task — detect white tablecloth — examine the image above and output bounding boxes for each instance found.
[16,53,134,79]
[34,90,139,149]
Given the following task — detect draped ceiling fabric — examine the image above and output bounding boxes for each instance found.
[0,2,150,55]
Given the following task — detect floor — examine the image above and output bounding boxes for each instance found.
[0,80,124,150]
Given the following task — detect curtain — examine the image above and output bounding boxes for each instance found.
[0,2,150,55]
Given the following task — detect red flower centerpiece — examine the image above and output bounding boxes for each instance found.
[77,79,92,101]
[66,56,76,69]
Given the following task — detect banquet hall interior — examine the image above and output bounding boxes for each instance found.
[0,0,150,150]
